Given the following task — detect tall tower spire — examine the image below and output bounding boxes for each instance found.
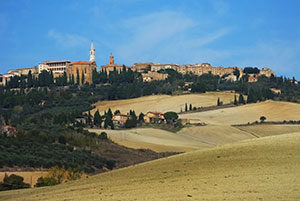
[89,41,95,62]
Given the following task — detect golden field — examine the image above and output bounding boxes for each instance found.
[179,100,300,125]
[89,125,256,152]
[1,133,299,201]
[91,91,238,115]
[89,100,300,152]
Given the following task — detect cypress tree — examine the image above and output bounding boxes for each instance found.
[81,72,85,85]
[71,74,75,85]
[189,104,192,111]
[27,70,33,87]
[239,94,245,104]
[185,103,188,112]
[104,108,114,129]
[234,95,238,105]
[138,112,144,123]
[87,111,93,127]
[94,110,102,128]
[50,71,54,85]
[63,72,67,85]
[76,69,80,85]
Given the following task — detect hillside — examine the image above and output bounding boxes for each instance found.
[1,133,299,201]
[88,100,300,152]
[90,126,255,152]
[91,91,237,115]
[180,100,300,125]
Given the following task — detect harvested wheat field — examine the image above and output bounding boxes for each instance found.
[89,128,211,152]
[0,171,47,187]
[91,91,237,115]
[234,124,300,138]
[89,101,300,153]
[90,124,300,153]
[1,133,299,201]
[180,100,300,125]
[90,126,257,152]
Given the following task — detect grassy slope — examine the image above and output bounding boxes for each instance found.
[90,126,257,152]
[1,133,299,201]
[91,91,237,115]
[90,123,300,153]
[235,124,300,137]
[180,100,300,125]
[91,95,300,152]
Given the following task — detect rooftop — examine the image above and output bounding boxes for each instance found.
[41,60,71,64]
[70,61,94,65]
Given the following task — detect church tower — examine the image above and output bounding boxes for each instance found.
[89,42,95,62]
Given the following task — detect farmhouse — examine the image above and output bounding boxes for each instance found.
[112,114,130,127]
[144,112,165,123]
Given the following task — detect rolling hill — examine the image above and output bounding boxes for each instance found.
[88,100,300,152]
[179,100,300,125]
[91,91,237,115]
[89,125,256,152]
[1,132,299,201]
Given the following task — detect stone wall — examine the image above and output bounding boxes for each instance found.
[67,61,97,84]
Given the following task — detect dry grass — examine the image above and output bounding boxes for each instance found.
[0,171,47,187]
[88,100,300,153]
[235,124,300,137]
[180,100,300,125]
[91,91,237,115]
[89,128,210,152]
[89,126,257,152]
[1,133,299,201]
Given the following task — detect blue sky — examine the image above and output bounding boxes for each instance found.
[0,0,300,79]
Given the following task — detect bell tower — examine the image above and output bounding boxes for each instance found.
[109,55,114,64]
[89,41,95,62]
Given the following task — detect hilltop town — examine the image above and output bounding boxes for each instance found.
[0,42,274,86]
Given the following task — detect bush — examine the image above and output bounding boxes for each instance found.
[35,176,59,187]
[164,112,178,124]
[0,174,30,191]
[98,132,108,140]
[106,160,116,170]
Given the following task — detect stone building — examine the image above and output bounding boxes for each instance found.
[132,62,153,72]
[101,56,126,73]
[259,67,274,77]
[112,114,130,127]
[176,63,243,79]
[144,112,165,123]
[66,61,97,84]
[141,71,168,82]
[38,60,71,78]
[0,66,39,86]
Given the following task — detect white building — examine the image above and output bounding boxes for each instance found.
[38,60,71,77]
[89,42,95,62]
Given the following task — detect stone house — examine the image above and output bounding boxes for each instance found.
[144,112,165,124]
[112,114,130,127]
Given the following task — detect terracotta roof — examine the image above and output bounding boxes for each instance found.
[42,60,70,64]
[148,111,164,115]
[70,61,94,65]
